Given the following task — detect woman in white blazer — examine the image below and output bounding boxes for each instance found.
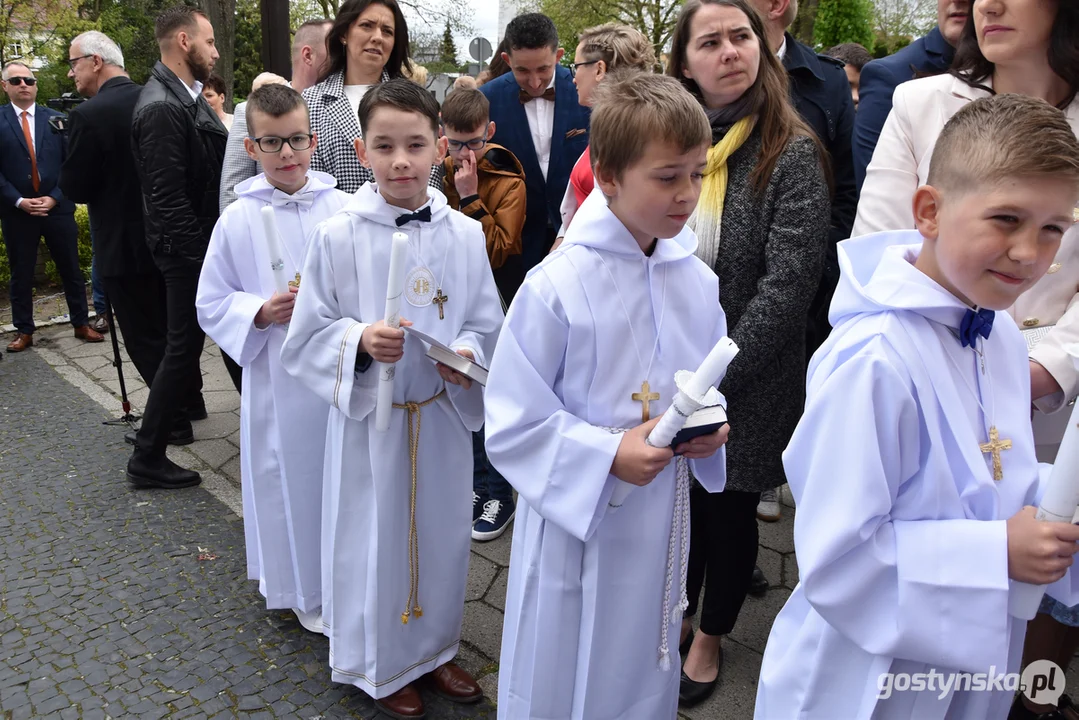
[856,3,1079,718]
[855,0,1079,436]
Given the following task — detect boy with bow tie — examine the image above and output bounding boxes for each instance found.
[756,95,1079,719]
[196,84,351,633]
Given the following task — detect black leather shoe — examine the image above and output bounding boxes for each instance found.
[748,565,768,597]
[124,426,195,447]
[185,397,208,421]
[679,628,694,656]
[126,454,201,489]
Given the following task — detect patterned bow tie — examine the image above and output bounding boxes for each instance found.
[519,87,556,104]
[395,206,432,226]
[959,308,995,348]
[271,188,315,209]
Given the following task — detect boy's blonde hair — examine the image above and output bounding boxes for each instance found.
[928,94,1079,196]
[576,23,656,73]
[589,73,710,181]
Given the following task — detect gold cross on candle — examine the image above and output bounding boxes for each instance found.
[433,288,448,320]
[979,425,1012,481]
[631,380,660,422]
[288,272,301,289]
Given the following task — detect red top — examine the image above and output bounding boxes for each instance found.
[570,146,593,209]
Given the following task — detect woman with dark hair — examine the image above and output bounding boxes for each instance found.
[476,38,511,86]
[666,0,831,707]
[302,0,441,192]
[202,73,233,129]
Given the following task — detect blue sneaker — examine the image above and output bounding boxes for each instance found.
[472,499,515,542]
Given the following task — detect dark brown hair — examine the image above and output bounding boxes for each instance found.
[155,5,204,43]
[319,0,411,84]
[951,2,1078,108]
[245,84,309,136]
[358,77,439,136]
[824,43,872,71]
[203,73,226,95]
[667,0,828,192]
[928,93,1079,193]
[440,88,490,132]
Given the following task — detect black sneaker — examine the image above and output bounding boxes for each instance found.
[472,499,515,542]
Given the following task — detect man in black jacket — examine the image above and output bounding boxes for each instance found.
[60,31,168,393]
[127,5,226,489]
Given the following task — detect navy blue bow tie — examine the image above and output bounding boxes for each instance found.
[395,206,431,227]
[959,308,995,348]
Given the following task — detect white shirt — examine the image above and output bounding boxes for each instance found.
[523,75,556,181]
[185,79,203,101]
[343,84,372,125]
[12,103,36,208]
[777,36,787,60]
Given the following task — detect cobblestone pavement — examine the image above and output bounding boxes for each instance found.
[1,324,804,719]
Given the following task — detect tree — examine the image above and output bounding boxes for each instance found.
[872,0,935,53]
[439,19,456,65]
[813,0,875,49]
[539,0,676,63]
[233,0,261,99]
[790,0,818,45]
[197,0,236,108]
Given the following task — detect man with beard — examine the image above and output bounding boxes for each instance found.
[127,6,226,489]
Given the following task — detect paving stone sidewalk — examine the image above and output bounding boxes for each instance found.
[1,324,802,719]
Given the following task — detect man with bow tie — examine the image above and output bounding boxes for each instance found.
[481,13,590,300]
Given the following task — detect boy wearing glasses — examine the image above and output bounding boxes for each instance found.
[195,84,349,635]
[441,86,526,542]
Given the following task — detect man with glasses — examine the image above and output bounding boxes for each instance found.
[480,13,589,300]
[0,61,102,353]
[60,32,170,401]
[440,86,526,542]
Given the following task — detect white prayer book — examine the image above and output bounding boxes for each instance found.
[671,404,727,449]
[1022,325,1054,352]
[404,326,489,386]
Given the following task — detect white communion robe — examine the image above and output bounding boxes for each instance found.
[755,230,1079,720]
[195,172,349,612]
[280,183,503,699]
[485,190,729,720]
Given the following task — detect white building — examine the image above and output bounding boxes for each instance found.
[496,0,538,42]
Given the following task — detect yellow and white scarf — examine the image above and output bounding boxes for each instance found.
[690,115,756,269]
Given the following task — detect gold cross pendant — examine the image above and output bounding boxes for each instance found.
[433,288,448,320]
[288,272,301,290]
[631,380,660,423]
[979,425,1012,481]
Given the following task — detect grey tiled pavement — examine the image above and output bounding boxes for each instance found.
[1,323,802,719]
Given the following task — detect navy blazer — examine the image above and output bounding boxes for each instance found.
[853,26,955,188]
[0,103,73,216]
[481,66,589,281]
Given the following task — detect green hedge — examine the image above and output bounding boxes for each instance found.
[0,205,93,289]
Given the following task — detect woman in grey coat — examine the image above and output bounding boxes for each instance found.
[667,0,831,706]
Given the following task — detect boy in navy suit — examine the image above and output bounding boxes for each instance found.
[0,61,101,352]
[480,13,590,301]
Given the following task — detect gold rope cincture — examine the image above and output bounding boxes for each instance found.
[393,389,446,623]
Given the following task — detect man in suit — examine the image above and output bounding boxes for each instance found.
[0,61,103,352]
[480,13,589,301]
[853,0,968,188]
[60,31,169,394]
[127,5,227,490]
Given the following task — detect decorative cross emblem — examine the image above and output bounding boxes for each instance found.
[433,289,449,320]
[979,425,1012,481]
[631,380,660,422]
[288,272,301,290]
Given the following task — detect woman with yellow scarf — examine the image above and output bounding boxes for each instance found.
[667,0,831,707]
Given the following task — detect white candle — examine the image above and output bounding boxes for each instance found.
[683,337,739,400]
[260,206,290,295]
[375,232,410,432]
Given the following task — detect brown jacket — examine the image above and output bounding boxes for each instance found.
[443,143,526,270]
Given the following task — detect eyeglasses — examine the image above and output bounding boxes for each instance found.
[445,130,489,153]
[568,59,601,78]
[249,133,314,153]
[66,55,93,69]
[5,76,36,86]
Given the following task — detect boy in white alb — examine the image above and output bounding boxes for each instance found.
[756,96,1079,719]
[280,80,503,717]
[484,74,731,719]
[196,84,350,633]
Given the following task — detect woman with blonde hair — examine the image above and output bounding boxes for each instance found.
[667,0,831,706]
[556,23,656,236]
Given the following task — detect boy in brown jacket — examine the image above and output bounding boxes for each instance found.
[440,86,525,542]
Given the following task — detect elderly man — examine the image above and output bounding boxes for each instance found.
[218,18,331,211]
[127,5,226,490]
[0,62,103,352]
[60,31,170,399]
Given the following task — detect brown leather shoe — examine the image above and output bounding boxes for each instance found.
[374,684,425,719]
[427,662,483,704]
[6,333,32,353]
[73,325,104,343]
[89,315,109,334]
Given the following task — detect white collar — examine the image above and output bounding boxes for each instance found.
[776,37,787,60]
[184,79,203,101]
[12,102,35,118]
